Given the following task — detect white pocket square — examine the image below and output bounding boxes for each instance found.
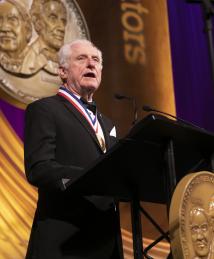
[109,126,116,137]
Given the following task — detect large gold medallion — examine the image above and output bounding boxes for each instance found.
[169,171,214,259]
[0,0,89,108]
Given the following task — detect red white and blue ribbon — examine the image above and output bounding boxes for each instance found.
[58,86,98,132]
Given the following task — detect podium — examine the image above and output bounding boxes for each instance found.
[69,114,214,259]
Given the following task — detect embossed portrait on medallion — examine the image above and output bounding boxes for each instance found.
[189,206,213,258]
[169,172,214,259]
[22,0,68,75]
[0,0,90,106]
[0,0,32,73]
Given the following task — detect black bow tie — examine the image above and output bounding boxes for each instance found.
[80,98,97,114]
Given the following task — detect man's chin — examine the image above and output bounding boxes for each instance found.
[46,40,63,52]
[82,84,99,92]
[81,79,98,88]
[195,248,209,257]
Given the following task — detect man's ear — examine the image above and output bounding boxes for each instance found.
[58,67,68,80]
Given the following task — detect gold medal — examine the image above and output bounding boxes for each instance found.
[169,171,214,259]
[96,133,106,153]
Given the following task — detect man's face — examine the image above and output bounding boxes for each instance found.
[0,1,27,56]
[63,42,102,96]
[40,1,67,51]
[190,211,211,257]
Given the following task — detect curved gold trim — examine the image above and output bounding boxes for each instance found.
[0,88,26,110]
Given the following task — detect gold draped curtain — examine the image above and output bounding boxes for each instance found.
[0,111,37,258]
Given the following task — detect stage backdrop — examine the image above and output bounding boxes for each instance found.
[168,0,214,132]
[3,0,214,258]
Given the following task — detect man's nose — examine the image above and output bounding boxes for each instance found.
[86,58,96,68]
[196,231,204,240]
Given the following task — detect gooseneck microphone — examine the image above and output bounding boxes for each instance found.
[114,93,138,125]
[114,93,132,100]
[142,105,204,130]
[142,105,179,120]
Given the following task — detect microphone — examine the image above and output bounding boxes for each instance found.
[114,93,132,100]
[114,93,138,125]
[142,105,178,120]
[142,105,204,130]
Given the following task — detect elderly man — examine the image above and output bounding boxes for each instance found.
[0,0,32,73]
[22,0,67,75]
[24,39,123,259]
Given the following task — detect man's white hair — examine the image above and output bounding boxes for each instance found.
[58,39,103,69]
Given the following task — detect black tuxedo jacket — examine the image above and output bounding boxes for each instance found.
[24,95,123,259]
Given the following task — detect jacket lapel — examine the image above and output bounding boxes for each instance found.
[59,95,105,151]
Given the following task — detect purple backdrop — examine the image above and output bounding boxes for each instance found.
[167,0,214,132]
[0,99,25,140]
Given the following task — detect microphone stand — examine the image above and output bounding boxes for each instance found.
[187,0,214,90]
[132,98,138,126]
[114,94,138,126]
